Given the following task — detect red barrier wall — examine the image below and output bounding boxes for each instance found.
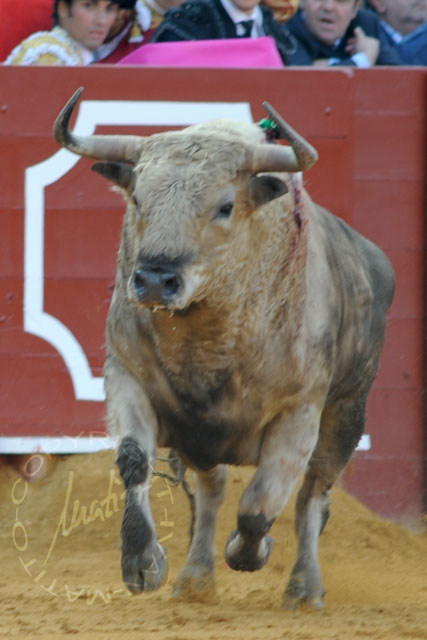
[0,66,425,521]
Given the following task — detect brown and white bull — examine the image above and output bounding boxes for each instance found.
[54,88,395,609]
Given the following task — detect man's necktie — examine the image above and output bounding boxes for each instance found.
[237,19,254,38]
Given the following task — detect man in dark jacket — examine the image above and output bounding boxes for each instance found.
[398,22,427,64]
[149,0,297,64]
[287,0,401,66]
[366,0,426,45]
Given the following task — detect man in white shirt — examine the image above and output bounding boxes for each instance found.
[149,0,297,64]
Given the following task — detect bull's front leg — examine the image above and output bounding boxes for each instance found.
[174,465,227,602]
[106,361,167,593]
[224,404,321,597]
[117,437,167,592]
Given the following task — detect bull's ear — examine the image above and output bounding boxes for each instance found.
[91,162,135,191]
[248,175,288,208]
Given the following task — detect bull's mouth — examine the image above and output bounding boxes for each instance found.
[128,291,195,314]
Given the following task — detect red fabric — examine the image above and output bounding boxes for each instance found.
[0,0,53,61]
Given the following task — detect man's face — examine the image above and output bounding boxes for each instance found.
[374,0,427,36]
[230,0,261,16]
[301,0,361,45]
[59,0,119,50]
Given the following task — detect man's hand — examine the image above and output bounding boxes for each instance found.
[345,26,380,65]
[313,58,330,67]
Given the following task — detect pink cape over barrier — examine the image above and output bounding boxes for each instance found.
[117,37,284,68]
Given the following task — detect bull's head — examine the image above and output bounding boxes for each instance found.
[53,88,318,311]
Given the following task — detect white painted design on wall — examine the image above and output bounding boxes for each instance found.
[22,97,372,456]
[24,100,254,402]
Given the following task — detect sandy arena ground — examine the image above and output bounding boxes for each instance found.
[1,450,426,640]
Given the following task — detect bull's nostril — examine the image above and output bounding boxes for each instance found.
[134,271,147,295]
[163,277,180,298]
[133,267,182,304]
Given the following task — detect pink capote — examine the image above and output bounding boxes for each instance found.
[116,37,284,68]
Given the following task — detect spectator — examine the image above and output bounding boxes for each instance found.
[398,21,427,64]
[366,0,426,44]
[287,0,402,66]
[149,0,297,64]
[95,0,149,61]
[96,0,185,62]
[4,0,120,65]
[141,0,187,29]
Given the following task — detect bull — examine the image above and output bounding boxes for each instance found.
[53,88,394,609]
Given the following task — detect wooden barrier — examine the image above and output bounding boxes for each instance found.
[0,65,425,520]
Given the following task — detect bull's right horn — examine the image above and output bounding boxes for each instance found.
[53,87,144,163]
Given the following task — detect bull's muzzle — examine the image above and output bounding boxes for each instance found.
[133,265,183,306]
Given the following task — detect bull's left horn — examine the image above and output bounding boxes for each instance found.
[250,102,318,174]
[53,87,144,163]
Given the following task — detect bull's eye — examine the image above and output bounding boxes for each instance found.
[216,202,233,219]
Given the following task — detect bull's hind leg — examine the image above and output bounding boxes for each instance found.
[174,465,227,602]
[106,360,167,593]
[283,395,368,610]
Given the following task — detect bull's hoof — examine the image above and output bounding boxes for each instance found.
[122,543,168,593]
[283,592,324,611]
[283,573,325,610]
[224,529,274,572]
[173,565,217,603]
